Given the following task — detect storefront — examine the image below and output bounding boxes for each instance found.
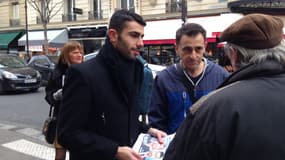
[0,31,24,54]
[142,13,243,65]
[67,25,107,54]
[18,29,68,53]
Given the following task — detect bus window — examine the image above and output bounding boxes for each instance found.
[142,44,178,66]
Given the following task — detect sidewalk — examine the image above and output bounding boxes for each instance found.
[0,122,65,160]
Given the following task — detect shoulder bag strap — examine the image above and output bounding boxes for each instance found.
[48,105,55,118]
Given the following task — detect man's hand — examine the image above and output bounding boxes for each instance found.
[115,146,143,160]
[148,128,167,144]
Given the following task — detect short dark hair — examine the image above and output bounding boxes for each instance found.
[109,9,146,33]
[176,23,206,44]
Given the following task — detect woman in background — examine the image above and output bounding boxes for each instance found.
[45,41,83,160]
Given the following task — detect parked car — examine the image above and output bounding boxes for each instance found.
[0,54,42,94]
[148,64,166,78]
[84,51,166,77]
[28,55,55,86]
[84,51,99,61]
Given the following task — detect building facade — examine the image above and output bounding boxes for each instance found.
[0,0,284,65]
[0,0,230,30]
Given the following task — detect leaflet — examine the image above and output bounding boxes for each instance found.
[133,133,175,160]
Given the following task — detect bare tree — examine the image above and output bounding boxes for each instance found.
[28,0,64,55]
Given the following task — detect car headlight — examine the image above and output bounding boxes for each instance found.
[36,71,41,78]
[3,71,17,79]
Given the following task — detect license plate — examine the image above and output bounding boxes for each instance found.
[24,79,37,83]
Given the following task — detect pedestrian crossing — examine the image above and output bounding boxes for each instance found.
[2,139,55,160]
[0,122,69,160]
[0,122,44,141]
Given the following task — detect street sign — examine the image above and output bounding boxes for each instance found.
[73,8,83,15]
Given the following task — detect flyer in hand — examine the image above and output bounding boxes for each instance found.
[133,133,175,160]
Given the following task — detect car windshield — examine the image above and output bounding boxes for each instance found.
[0,56,27,68]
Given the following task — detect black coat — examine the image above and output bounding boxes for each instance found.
[164,60,285,160]
[58,39,149,160]
[45,62,68,116]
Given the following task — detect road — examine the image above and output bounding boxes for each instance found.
[0,87,59,160]
[0,87,49,130]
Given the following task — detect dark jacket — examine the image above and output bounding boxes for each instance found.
[45,62,68,116]
[57,39,149,160]
[149,59,229,134]
[164,60,285,160]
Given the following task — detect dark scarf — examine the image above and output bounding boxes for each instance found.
[99,38,143,105]
[117,53,136,102]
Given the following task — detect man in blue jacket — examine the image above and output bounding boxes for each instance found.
[148,23,229,134]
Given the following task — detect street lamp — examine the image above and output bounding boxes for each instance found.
[25,0,30,59]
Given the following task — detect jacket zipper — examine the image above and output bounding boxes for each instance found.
[101,112,106,125]
[182,58,208,100]
[183,91,187,118]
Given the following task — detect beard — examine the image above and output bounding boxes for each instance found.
[117,35,136,60]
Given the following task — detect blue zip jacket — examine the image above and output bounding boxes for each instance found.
[148,59,229,134]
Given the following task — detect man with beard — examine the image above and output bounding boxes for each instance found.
[57,9,166,160]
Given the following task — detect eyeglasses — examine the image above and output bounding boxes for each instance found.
[182,46,204,53]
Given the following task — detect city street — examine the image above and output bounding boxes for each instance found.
[0,87,60,160]
[0,87,49,130]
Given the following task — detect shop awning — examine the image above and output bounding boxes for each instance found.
[0,32,22,49]
[18,29,68,48]
[143,13,243,45]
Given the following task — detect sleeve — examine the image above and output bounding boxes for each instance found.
[45,70,61,106]
[57,66,119,159]
[163,113,195,160]
[148,74,169,133]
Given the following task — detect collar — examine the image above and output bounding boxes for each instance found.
[219,60,285,88]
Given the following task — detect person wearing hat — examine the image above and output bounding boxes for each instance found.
[163,13,285,160]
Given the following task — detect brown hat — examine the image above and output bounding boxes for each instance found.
[220,14,284,49]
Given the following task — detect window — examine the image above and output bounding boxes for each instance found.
[11,2,19,19]
[142,45,178,66]
[166,0,181,13]
[67,0,75,14]
[93,0,102,19]
[63,0,76,21]
[38,0,46,23]
[118,0,134,11]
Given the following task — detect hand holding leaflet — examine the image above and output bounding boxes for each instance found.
[133,133,175,160]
